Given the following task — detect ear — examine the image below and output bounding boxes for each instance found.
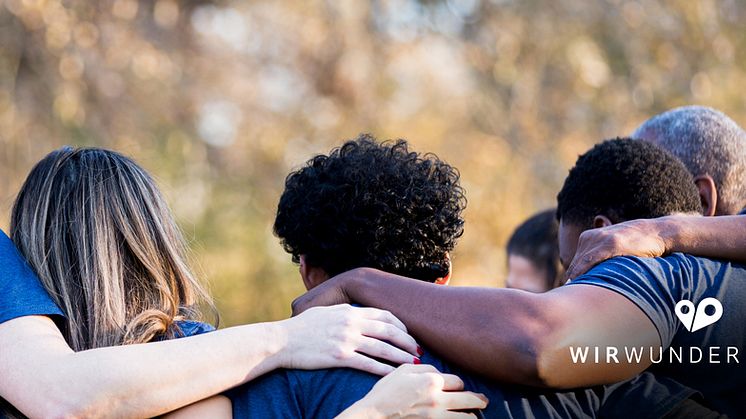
[299,255,329,291]
[592,215,613,228]
[434,253,452,285]
[693,175,717,217]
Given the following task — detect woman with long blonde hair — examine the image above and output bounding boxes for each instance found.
[10,146,215,350]
[2,147,479,418]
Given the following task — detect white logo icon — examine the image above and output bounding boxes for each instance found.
[675,298,723,332]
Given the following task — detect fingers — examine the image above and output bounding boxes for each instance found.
[290,295,310,316]
[355,335,419,366]
[291,280,350,316]
[359,318,419,356]
[440,412,478,419]
[566,249,607,280]
[439,373,465,391]
[344,352,397,376]
[395,363,439,374]
[439,391,489,411]
[356,307,408,333]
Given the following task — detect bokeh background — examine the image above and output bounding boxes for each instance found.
[1,0,744,326]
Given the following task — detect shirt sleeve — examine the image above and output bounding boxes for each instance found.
[173,320,216,337]
[0,230,63,324]
[567,255,688,348]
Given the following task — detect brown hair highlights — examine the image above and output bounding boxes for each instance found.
[10,147,214,351]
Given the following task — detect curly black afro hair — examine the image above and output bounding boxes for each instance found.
[274,134,466,282]
[557,137,702,228]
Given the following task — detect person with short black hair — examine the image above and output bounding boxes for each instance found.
[555,138,702,267]
[295,138,744,417]
[506,209,563,293]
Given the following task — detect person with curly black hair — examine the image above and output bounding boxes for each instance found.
[274,134,465,286]
[293,137,744,417]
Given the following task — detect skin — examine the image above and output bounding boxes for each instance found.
[170,256,478,419]
[294,212,746,388]
[338,364,488,419]
[292,222,661,388]
[566,214,746,279]
[506,254,551,293]
[0,305,419,418]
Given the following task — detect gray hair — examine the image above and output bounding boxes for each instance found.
[633,106,746,215]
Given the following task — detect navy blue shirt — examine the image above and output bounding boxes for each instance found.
[569,254,746,417]
[229,344,696,418]
[173,320,215,337]
[0,229,63,324]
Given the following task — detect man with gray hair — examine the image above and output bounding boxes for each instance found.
[633,105,746,216]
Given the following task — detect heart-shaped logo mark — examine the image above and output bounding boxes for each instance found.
[675,298,723,332]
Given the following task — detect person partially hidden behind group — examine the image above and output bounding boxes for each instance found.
[505,209,563,293]
[203,135,716,418]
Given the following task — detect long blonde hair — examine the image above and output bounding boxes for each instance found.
[10,147,214,351]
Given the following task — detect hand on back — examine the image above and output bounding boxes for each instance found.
[338,364,488,419]
[281,304,420,375]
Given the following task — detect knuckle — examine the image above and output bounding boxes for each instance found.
[425,374,442,388]
[331,347,349,360]
[383,324,397,339]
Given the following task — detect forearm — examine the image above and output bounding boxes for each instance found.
[339,269,553,385]
[1,316,288,418]
[661,215,746,262]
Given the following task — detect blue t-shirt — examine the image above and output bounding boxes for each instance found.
[228,344,697,418]
[173,320,215,337]
[569,254,746,417]
[0,229,63,324]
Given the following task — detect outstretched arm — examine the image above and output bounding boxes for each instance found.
[293,270,659,388]
[565,214,746,280]
[0,305,419,418]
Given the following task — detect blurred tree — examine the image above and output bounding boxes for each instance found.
[0,0,744,325]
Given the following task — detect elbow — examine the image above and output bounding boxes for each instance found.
[530,330,584,389]
[35,403,89,419]
[36,393,116,419]
[504,315,572,389]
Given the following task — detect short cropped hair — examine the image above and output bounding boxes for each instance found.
[633,106,746,214]
[274,134,466,282]
[557,138,702,228]
[506,209,561,289]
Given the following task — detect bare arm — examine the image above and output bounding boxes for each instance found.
[0,305,419,418]
[163,396,232,419]
[293,269,659,388]
[565,215,746,280]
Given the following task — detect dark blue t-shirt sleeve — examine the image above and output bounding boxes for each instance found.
[0,229,63,324]
[567,255,688,348]
[173,320,216,337]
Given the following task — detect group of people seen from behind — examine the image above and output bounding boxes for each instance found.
[1,105,745,418]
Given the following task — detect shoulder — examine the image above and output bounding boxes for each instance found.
[0,229,64,324]
[174,320,216,338]
[589,253,691,273]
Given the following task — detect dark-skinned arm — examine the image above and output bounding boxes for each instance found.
[293,269,659,388]
[566,214,746,280]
